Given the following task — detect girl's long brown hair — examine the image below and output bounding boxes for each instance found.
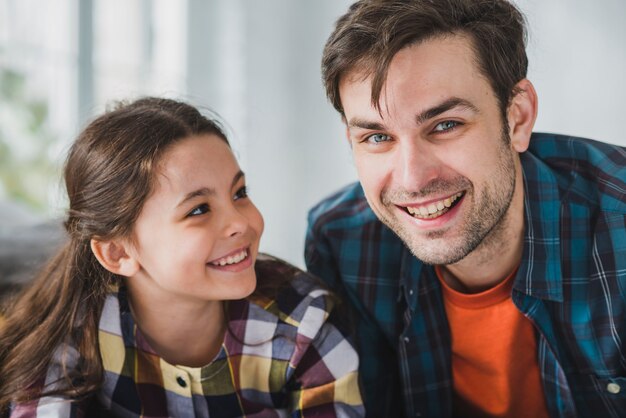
[0,97,229,411]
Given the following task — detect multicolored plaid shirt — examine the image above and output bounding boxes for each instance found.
[305,133,626,417]
[12,257,364,417]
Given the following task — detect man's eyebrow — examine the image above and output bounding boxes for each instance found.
[346,97,477,131]
[346,118,387,131]
[415,97,479,125]
[176,170,245,208]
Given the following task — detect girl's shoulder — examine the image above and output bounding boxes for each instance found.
[244,253,336,331]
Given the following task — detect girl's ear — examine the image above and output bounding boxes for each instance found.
[90,238,140,277]
[507,78,538,153]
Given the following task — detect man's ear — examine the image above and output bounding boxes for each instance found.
[506,78,538,153]
[90,238,140,277]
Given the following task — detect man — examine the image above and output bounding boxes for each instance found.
[305,1,626,417]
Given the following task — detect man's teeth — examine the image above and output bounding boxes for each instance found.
[211,249,248,266]
[406,192,463,219]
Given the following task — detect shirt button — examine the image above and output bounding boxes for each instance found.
[403,336,410,343]
[607,382,621,394]
[409,289,414,296]
[176,376,187,388]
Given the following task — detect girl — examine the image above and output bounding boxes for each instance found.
[0,98,364,417]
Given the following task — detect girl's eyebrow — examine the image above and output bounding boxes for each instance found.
[176,170,245,208]
[232,170,245,188]
[177,187,214,208]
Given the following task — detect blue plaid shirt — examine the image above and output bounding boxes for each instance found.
[305,133,626,417]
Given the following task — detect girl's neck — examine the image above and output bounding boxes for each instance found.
[126,285,226,368]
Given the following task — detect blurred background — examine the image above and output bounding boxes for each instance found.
[0,0,625,269]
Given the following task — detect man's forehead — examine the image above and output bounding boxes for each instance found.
[339,36,492,118]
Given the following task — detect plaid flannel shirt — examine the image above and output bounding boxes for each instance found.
[305,133,626,417]
[12,257,364,418]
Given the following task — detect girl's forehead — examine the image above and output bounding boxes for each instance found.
[153,135,239,192]
[157,134,231,167]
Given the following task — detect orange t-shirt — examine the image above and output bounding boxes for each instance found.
[435,266,549,418]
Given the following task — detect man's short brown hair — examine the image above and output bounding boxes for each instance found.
[322,0,528,118]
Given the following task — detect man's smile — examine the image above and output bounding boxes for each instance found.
[401,191,465,220]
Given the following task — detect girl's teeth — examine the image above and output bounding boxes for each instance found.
[212,250,247,266]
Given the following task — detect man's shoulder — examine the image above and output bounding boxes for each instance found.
[528,132,626,168]
[307,182,380,233]
[305,182,409,284]
[527,132,626,213]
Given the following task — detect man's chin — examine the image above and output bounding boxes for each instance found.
[378,211,474,264]
[397,230,473,265]
[412,249,469,266]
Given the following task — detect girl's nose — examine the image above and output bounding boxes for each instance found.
[222,207,248,238]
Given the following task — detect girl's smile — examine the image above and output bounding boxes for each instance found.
[207,246,253,272]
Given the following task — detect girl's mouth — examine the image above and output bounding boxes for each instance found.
[208,248,249,267]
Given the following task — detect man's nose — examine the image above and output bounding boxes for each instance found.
[395,138,440,192]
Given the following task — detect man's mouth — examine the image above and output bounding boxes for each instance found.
[209,248,248,266]
[404,191,464,219]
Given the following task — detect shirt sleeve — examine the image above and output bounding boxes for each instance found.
[10,398,87,418]
[9,345,91,418]
[305,209,345,294]
[286,292,365,417]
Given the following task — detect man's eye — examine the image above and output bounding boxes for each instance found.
[234,186,248,200]
[433,120,459,132]
[188,203,209,217]
[365,133,391,143]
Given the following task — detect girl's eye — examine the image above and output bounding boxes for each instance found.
[187,203,209,217]
[364,133,391,144]
[433,120,460,132]
[234,186,248,200]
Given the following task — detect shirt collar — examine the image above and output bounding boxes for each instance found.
[514,150,564,302]
[399,245,422,310]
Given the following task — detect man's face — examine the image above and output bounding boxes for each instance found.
[339,34,522,265]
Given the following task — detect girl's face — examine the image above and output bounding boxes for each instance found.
[127,134,264,305]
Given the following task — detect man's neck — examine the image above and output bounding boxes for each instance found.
[440,237,523,294]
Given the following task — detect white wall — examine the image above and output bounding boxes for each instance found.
[2,0,624,268]
[516,0,626,146]
[185,0,357,269]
